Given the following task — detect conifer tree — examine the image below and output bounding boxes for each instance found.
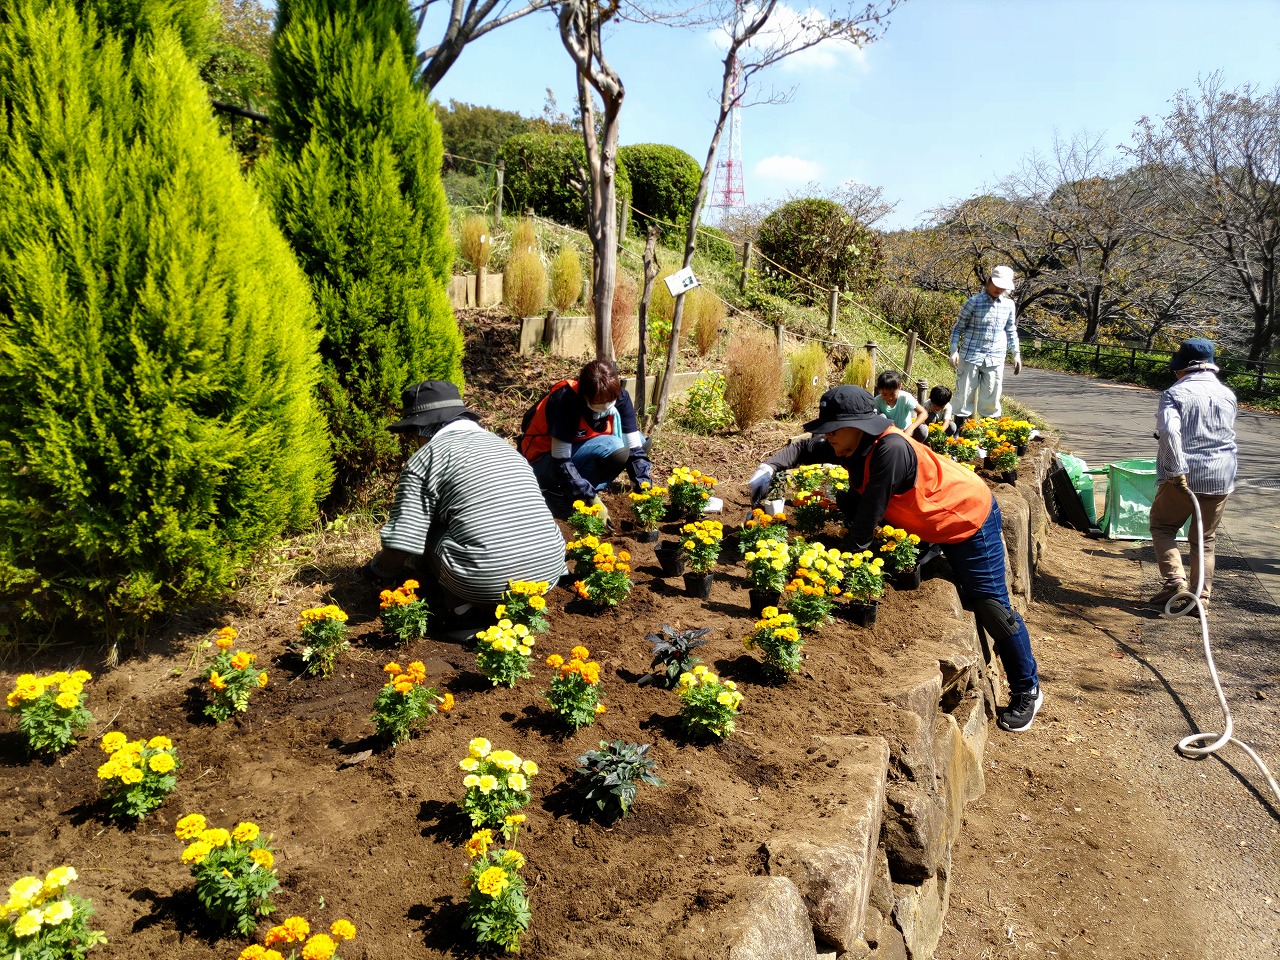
[0,0,332,641]
[260,0,462,487]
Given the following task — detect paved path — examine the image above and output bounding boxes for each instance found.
[1005,366,1280,607]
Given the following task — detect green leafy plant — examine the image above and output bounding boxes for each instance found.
[5,670,94,756]
[743,607,804,677]
[638,625,710,688]
[628,482,668,531]
[0,866,106,959]
[458,739,538,828]
[96,732,179,822]
[498,132,631,227]
[543,646,606,731]
[174,814,279,936]
[495,580,551,634]
[567,498,608,537]
[372,661,453,746]
[742,538,792,594]
[678,519,723,574]
[574,741,663,823]
[570,544,633,608]
[677,371,735,434]
[294,605,350,678]
[474,622,536,688]
[201,627,269,722]
[378,579,431,645]
[944,435,981,465]
[618,143,700,244]
[463,817,531,953]
[677,666,744,739]
[756,193,884,304]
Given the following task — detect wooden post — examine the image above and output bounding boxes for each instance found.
[903,330,918,376]
[740,241,754,294]
[1094,341,1102,364]
[865,340,878,384]
[619,198,631,245]
[493,160,505,228]
[827,286,840,335]
[775,321,786,352]
[541,309,557,350]
[916,378,929,404]
[476,266,486,307]
[1129,347,1136,373]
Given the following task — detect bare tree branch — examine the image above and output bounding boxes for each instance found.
[413,0,557,90]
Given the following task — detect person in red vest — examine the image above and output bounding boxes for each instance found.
[747,385,1043,732]
[519,359,653,522]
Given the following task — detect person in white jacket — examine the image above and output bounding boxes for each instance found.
[949,265,1021,420]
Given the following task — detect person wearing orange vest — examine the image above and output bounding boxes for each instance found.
[748,385,1043,732]
[519,359,653,520]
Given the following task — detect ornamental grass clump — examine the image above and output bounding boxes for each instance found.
[738,508,788,556]
[496,580,551,634]
[677,666,743,739]
[202,627,269,723]
[666,465,716,519]
[842,550,887,604]
[678,519,723,574]
[742,539,792,595]
[628,482,667,532]
[0,866,106,960]
[543,646,606,730]
[874,525,922,573]
[549,246,583,313]
[96,732,179,822]
[474,622,536,688]
[463,816,531,954]
[371,661,454,746]
[378,579,430,645]
[571,544,633,608]
[458,739,538,828]
[574,740,663,823]
[242,915,358,960]
[567,498,608,537]
[295,605,349,678]
[5,670,94,756]
[460,215,492,271]
[174,813,278,936]
[743,607,804,677]
[637,625,709,688]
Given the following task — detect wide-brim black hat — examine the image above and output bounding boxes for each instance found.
[388,380,477,433]
[802,385,893,436]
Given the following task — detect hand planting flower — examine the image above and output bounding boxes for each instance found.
[738,508,788,556]
[567,498,608,537]
[378,579,430,645]
[742,538,791,594]
[0,866,106,959]
[790,490,839,537]
[242,914,357,960]
[676,666,743,739]
[678,519,723,575]
[743,607,804,677]
[543,646,606,730]
[458,739,538,827]
[496,580,551,635]
[627,482,667,532]
[666,465,716,519]
[201,628,269,723]
[96,732,180,821]
[842,550,887,604]
[5,670,94,756]
[371,661,453,746]
[295,605,349,678]
[174,813,278,936]
[474,621,536,687]
[462,818,530,953]
[571,543,632,608]
[874,525,922,573]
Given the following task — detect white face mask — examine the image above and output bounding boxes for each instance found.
[587,400,616,417]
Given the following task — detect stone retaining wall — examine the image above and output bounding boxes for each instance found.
[677,439,1060,960]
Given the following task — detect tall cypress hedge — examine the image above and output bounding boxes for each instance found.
[259,0,462,488]
[0,0,332,639]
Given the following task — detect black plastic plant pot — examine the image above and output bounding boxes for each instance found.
[845,601,879,627]
[891,567,922,591]
[748,589,781,616]
[1001,469,1019,485]
[634,528,660,544]
[1016,443,1028,457]
[683,572,714,599]
[656,546,686,578]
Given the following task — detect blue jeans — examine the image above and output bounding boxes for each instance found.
[941,497,1040,695]
[532,433,632,492]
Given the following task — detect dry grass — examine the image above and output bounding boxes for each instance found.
[503,250,547,318]
[842,349,875,390]
[549,247,583,313]
[511,218,538,255]
[649,271,676,326]
[787,341,828,414]
[724,325,784,430]
[686,288,726,356]
[460,215,492,271]
[611,270,639,357]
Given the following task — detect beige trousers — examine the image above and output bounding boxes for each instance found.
[1149,481,1229,598]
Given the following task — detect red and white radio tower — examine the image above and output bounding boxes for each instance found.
[708,23,746,219]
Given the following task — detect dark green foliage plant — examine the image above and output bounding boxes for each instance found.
[574,740,663,823]
[260,0,463,490]
[757,197,884,304]
[498,132,632,227]
[0,0,331,639]
[637,625,709,688]
[618,143,701,243]
[696,224,739,269]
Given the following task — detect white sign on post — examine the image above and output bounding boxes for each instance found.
[662,266,700,297]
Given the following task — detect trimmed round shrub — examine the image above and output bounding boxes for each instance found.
[0,0,332,638]
[618,143,701,244]
[757,197,884,305]
[550,247,584,313]
[498,132,632,227]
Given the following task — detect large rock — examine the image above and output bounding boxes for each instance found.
[932,693,987,845]
[882,782,947,884]
[717,876,819,960]
[994,485,1032,603]
[892,855,951,960]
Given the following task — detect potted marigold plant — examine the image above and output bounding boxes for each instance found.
[842,550,886,627]
[571,543,633,608]
[474,621,536,687]
[458,738,538,827]
[743,606,804,678]
[790,490,839,537]
[247,915,358,960]
[742,537,791,615]
[875,524,923,590]
[676,666,743,740]
[295,604,349,678]
[174,814,278,936]
[378,579,430,645]
[567,498,608,537]
[627,482,667,542]
[5,669,94,757]
[565,534,603,574]
[96,732,179,822]
[666,465,716,520]
[783,542,847,629]
[371,661,454,746]
[0,866,106,959]
[496,580,551,634]
[738,507,788,557]
[988,440,1019,482]
[678,519,722,599]
[463,816,530,953]
[543,645,605,730]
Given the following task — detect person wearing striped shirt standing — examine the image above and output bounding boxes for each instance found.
[364,381,567,629]
[1148,338,1238,611]
[949,265,1022,420]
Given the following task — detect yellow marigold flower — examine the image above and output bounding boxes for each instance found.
[301,934,337,960]
[462,774,480,789]
[545,654,564,668]
[230,652,255,670]
[529,595,546,610]
[9,875,43,908]
[458,756,480,773]
[500,849,526,869]
[118,766,143,785]
[595,703,607,714]
[233,821,260,843]
[175,814,206,839]
[100,731,128,753]
[146,735,173,750]
[330,919,357,941]
[282,915,312,942]
[394,680,413,694]
[257,672,269,688]
[70,670,91,684]
[477,774,498,794]
[54,691,79,710]
[148,752,176,774]
[507,773,527,791]
[476,866,510,898]
[58,677,83,696]
[465,829,494,858]
[200,828,231,848]
[250,849,274,870]
[506,812,526,825]
[468,737,491,758]
[13,910,42,937]
[96,761,120,780]
[42,899,73,926]
[520,759,538,777]
[240,947,267,960]
[182,840,213,864]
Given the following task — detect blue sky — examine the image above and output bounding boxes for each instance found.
[425,0,1280,230]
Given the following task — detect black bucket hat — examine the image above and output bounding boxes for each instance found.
[388,381,477,433]
[802,385,893,436]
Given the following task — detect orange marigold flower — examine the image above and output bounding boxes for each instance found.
[209,672,227,691]
[570,645,590,660]
[545,654,564,668]
[439,692,455,712]
[330,919,357,941]
[394,681,414,694]
[383,662,401,674]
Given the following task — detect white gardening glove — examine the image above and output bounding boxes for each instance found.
[747,464,775,505]
[949,352,960,369]
[1013,354,1022,375]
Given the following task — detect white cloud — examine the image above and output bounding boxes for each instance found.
[706,4,872,74]
[755,155,824,182]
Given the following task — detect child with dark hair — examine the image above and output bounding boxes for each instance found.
[926,384,957,437]
[873,370,929,441]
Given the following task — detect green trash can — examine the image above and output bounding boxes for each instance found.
[1092,458,1190,541]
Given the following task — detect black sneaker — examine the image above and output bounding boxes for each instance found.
[998,686,1044,732]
